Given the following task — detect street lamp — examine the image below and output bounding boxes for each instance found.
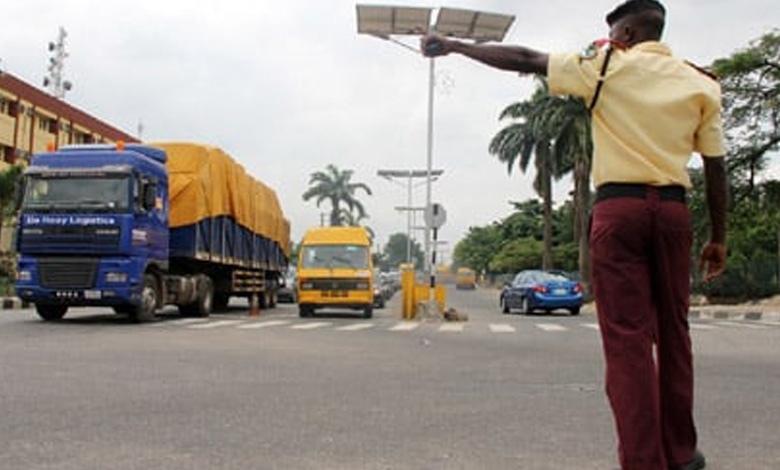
[357,4,514,303]
[378,169,443,264]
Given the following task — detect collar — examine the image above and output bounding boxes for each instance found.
[629,41,672,55]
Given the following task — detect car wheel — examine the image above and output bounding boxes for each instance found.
[521,297,532,315]
[570,306,581,316]
[500,296,510,314]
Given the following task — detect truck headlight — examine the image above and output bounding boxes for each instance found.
[17,270,32,282]
[105,272,128,283]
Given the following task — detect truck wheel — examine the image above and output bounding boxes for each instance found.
[132,274,159,323]
[299,305,312,318]
[363,306,373,319]
[35,304,68,321]
[180,275,213,317]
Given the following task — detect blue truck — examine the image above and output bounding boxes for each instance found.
[15,142,291,322]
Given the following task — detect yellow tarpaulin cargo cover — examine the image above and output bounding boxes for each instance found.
[152,142,290,258]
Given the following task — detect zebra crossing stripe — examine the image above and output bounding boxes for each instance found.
[714,321,768,330]
[536,323,567,332]
[336,323,375,332]
[163,318,210,326]
[690,323,718,330]
[291,322,332,330]
[237,320,291,329]
[389,322,420,332]
[439,323,465,333]
[489,324,516,333]
[188,320,245,329]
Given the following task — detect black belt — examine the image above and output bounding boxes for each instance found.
[595,183,687,203]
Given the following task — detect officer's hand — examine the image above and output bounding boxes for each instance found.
[421,34,451,57]
[698,242,727,283]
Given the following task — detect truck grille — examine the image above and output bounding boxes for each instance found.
[38,258,99,289]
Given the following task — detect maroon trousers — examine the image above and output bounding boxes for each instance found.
[590,190,698,470]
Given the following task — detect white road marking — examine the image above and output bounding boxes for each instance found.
[536,323,567,332]
[161,318,210,326]
[690,323,718,330]
[489,323,516,333]
[439,323,465,333]
[389,322,420,332]
[336,323,376,332]
[237,320,291,329]
[291,322,332,330]
[714,321,768,330]
[581,323,600,331]
[188,320,245,329]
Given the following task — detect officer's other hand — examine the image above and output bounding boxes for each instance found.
[421,34,451,57]
[698,242,727,283]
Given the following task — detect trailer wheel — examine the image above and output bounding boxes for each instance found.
[132,274,159,323]
[180,275,213,317]
[35,304,68,321]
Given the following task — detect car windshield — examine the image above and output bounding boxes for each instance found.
[23,176,132,213]
[301,245,369,269]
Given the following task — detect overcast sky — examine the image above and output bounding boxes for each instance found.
[2,0,778,261]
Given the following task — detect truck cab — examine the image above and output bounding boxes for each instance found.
[296,226,374,318]
[15,143,169,321]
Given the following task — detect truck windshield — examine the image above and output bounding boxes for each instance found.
[23,176,132,213]
[301,245,369,269]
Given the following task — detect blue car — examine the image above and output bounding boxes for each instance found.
[500,270,583,315]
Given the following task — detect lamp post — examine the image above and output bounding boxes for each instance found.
[357,5,515,306]
[378,169,443,264]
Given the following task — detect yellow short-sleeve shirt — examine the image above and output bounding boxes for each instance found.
[548,41,726,188]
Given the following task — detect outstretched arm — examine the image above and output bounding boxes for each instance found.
[421,35,549,76]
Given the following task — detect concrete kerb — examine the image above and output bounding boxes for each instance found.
[581,302,780,322]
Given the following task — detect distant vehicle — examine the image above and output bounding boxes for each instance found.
[500,270,583,315]
[297,226,374,318]
[455,267,477,290]
[277,270,297,303]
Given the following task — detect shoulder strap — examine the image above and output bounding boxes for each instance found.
[588,47,614,113]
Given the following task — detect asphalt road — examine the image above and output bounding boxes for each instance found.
[1,287,778,470]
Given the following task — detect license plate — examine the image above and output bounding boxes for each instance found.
[553,288,568,296]
[322,291,348,298]
[84,290,102,300]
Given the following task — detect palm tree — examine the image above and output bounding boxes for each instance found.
[490,79,593,284]
[302,164,372,227]
[489,81,569,270]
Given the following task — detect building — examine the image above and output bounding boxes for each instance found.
[0,71,138,252]
[0,71,138,165]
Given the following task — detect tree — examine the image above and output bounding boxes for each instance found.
[382,232,423,270]
[490,79,592,276]
[0,164,23,251]
[712,30,780,195]
[302,164,372,227]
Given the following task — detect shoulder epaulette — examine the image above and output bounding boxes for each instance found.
[685,61,719,81]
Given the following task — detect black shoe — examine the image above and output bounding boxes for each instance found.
[669,450,705,470]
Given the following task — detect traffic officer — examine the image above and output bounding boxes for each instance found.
[421,1,727,469]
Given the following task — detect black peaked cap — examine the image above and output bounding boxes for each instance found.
[606,0,666,26]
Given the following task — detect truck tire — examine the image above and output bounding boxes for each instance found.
[363,306,373,319]
[132,274,159,323]
[180,275,213,317]
[35,304,68,321]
